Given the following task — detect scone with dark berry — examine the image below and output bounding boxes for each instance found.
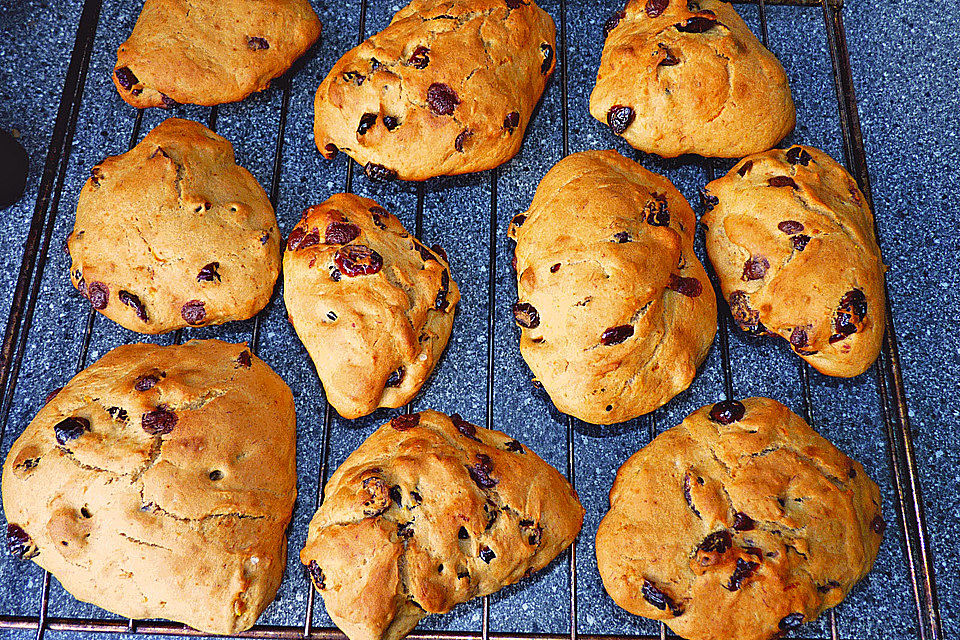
[113,0,321,108]
[67,118,281,334]
[596,397,884,640]
[301,410,583,640]
[508,150,716,425]
[283,194,459,419]
[702,145,886,377]
[313,0,556,181]
[590,0,794,158]
[1,339,297,634]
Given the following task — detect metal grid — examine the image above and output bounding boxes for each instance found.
[0,1,942,639]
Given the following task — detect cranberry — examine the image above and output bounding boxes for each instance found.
[385,367,404,388]
[458,526,470,540]
[452,413,481,442]
[550,263,561,272]
[737,160,754,177]
[646,0,669,18]
[357,113,377,135]
[286,227,305,250]
[667,274,702,298]
[197,262,221,282]
[6,524,37,559]
[644,193,670,225]
[435,270,451,311]
[540,43,554,74]
[430,244,448,263]
[682,472,702,518]
[383,116,399,131]
[342,71,364,86]
[54,416,90,445]
[334,244,383,277]
[142,408,177,435]
[455,129,473,152]
[135,374,159,391]
[779,613,804,631]
[778,220,804,235]
[325,222,361,245]
[601,324,634,345]
[698,530,731,554]
[871,514,886,535]
[324,143,339,158]
[728,291,765,335]
[503,111,521,133]
[785,146,812,166]
[370,206,389,228]
[119,290,147,320]
[87,281,109,309]
[237,350,252,368]
[504,440,524,453]
[361,476,391,515]
[246,36,269,50]
[641,579,683,616]
[160,94,177,109]
[832,289,867,341]
[365,163,397,181]
[307,560,326,590]
[733,512,755,531]
[479,545,496,563]
[467,453,498,488]
[506,0,525,7]
[789,327,809,349]
[605,10,626,34]
[512,302,540,329]
[408,45,430,68]
[709,400,745,425]
[181,300,206,325]
[391,413,420,431]
[792,234,811,251]
[724,558,759,590]
[768,175,798,189]
[607,105,635,135]
[427,83,460,115]
[115,66,138,90]
[742,255,769,281]
[676,16,717,32]
[511,213,527,227]
[107,406,128,421]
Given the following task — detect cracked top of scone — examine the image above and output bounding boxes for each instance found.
[112,0,321,108]
[702,145,886,377]
[509,150,716,424]
[283,194,459,419]
[596,397,884,640]
[589,0,795,158]
[313,0,556,181]
[300,410,583,640]
[1,339,297,635]
[68,118,281,334]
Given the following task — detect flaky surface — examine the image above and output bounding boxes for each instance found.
[283,194,459,419]
[301,410,583,640]
[508,150,716,424]
[112,0,321,108]
[1,339,297,634]
[313,0,556,181]
[589,0,794,158]
[68,118,281,334]
[596,398,884,640]
[702,145,886,377]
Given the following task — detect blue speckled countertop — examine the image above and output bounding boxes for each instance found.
[0,1,956,639]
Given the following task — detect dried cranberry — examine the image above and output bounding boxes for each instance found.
[646,0,669,17]
[768,175,798,189]
[115,66,138,90]
[728,291,765,335]
[142,408,177,435]
[342,71,364,86]
[416,243,436,262]
[365,163,398,181]
[682,472,701,518]
[779,613,804,631]
[742,255,769,281]
[391,413,421,431]
[6,524,37,559]
[181,300,206,325]
[468,454,498,488]
[832,289,867,341]
[427,83,460,116]
[119,290,147,320]
[286,227,306,250]
[676,16,717,32]
[107,406,128,421]
[871,514,886,535]
[383,116,399,131]
[246,36,269,50]
[408,46,430,69]
[458,526,470,540]
[455,129,473,153]
[361,476,391,515]
[601,324,634,345]
[698,530,731,554]
[642,193,670,225]
[503,111,521,133]
[733,512,755,531]
[641,579,683,616]
[737,160,754,177]
[789,327,809,349]
[607,105,635,135]
[479,545,496,563]
[504,440,524,453]
[505,0,525,7]
[160,94,177,109]
[87,281,109,309]
[385,367,404,388]
[709,400,745,425]
[612,231,631,243]
[435,270,451,312]
[724,558,759,590]
[357,113,377,135]
[792,234,811,251]
[512,302,540,329]
[237,350,252,368]
[452,413,481,442]
[605,9,626,34]
[324,143,339,158]
[540,43,554,74]
[785,146,812,166]
[197,262,221,282]
[370,206,389,228]
[334,244,383,277]
[550,263,562,273]
[325,222,361,245]
[430,244,448,263]
[307,560,326,590]
[511,213,527,227]
[667,274,703,298]
[135,374,159,391]
[778,220,804,235]
[54,416,90,445]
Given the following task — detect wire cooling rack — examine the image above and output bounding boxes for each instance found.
[0,1,943,639]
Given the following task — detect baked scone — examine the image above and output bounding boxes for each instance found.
[67,118,281,334]
[596,397,884,640]
[1,339,297,634]
[283,194,459,419]
[508,150,717,424]
[313,0,557,181]
[589,0,795,158]
[112,0,321,108]
[300,410,583,640]
[702,145,886,377]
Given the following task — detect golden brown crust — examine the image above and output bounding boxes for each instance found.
[300,410,583,640]
[313,0,556,181]
[68,118,281,334]
[113,0,321,108]
[596,398,884,640]
[702,145,886,377]
[1,339,297,634]
[508,150,717,424]
[282,194,459,419]
[589,0,795,158]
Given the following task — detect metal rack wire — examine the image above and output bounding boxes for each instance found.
[0,0,942,639]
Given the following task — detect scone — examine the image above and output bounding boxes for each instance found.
[112,0,321,108]
[313,0,556,181]
[508,150,717,424]
[283,194,459,419]
[702,145,886,377]
[68,118,281,334]
[1,339,297,634]
[590,0,795,158]
[596,397,884,640]
[300,410,583,640]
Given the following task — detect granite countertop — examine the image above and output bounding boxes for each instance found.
[0,1,956,639]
